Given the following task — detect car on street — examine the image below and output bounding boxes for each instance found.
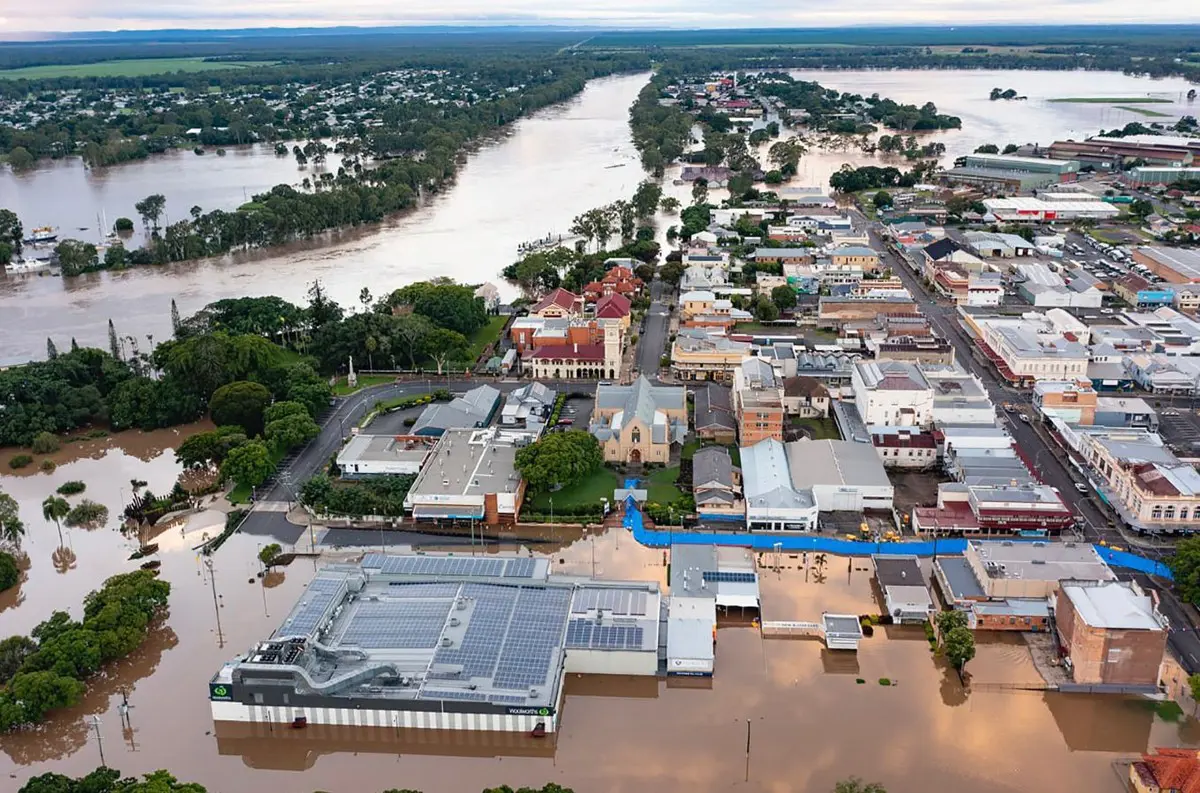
[1019,413,1030,423]
[1003,403,1015,412]
[1075,482,1089,493]
[557,418,573,425]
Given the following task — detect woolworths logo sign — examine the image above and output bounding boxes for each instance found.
[209,683,234,701]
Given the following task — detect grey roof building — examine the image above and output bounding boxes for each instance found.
[590,376,688,447]
[499,382,556,431]
[693,447,741,512]
[412,385,501,437]
[694,384,736,440]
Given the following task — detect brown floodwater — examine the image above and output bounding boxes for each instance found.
[4,509,1198,793]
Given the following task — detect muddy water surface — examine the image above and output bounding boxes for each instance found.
[3,518,1198,792]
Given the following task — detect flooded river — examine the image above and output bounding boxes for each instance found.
[2,511,1197,793]
[0,73,650,365]
[1,68,1197,365]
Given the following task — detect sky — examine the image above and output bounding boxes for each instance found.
[2,0,1200,33]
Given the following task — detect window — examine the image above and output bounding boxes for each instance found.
[631,427,641,444]
[1165,506,1176,519]
[253,693,264,704]
[1152,506,1163,519]
[1182,508,1190,521]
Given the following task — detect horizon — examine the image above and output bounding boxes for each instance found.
[3,4,1200,37]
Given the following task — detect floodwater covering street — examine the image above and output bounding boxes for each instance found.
[2,488,1198,792]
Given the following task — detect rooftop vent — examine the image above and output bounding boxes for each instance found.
[441,637,454,648]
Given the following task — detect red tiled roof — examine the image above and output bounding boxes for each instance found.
[595,293,632,318]
[1133,462,1182,496]
[532,288,580,313]
[873,432,937,449]
[1141,748,1200,793]
[528,342,606,361]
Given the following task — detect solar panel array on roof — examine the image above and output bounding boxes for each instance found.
[493,587,571,690]
[385,582,463,598]
[487,694,529,705]
[432,583,518,678]
[361,554,539,579]
[702,571,757,584]
[277,574,346,637]
[564,619,645,650]
[571,588,649,616]
[338,600,452,649]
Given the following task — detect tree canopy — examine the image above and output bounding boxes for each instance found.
[209,381,273,437]
[1170,536,1200,606]
[515,431,603,493]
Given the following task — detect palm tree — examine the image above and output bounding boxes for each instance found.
[0,491,24,549]
[42,495,70,546]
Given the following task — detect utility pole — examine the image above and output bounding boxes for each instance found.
[205,558,225,647]
[90,715,106,767]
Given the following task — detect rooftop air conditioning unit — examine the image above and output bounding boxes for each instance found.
[529,687,539,698]
[456,598,468,610]
[449,617,461,627]
[441,637,454,648]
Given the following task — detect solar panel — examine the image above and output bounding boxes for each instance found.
[420,689,488,702]
[277,574,347,637]
[702,571,757,584]
[432,583,519,678]
[362,554,535,579]
[338,600,452,649]
[571,587,649,616]
[493,587,571,690]
[563,619,644,650]
[385,582,463,598]
[488,694,528,705]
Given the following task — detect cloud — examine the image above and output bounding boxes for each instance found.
[3,0,1199,32]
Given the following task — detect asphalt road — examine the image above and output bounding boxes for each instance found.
[1127,572,1200,674]
[856,211,1126,545]
[637,277,671,376]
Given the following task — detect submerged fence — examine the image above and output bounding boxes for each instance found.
[621,502,1173,580]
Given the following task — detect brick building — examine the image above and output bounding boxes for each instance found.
[1055,579,1166,690]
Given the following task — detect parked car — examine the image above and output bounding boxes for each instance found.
[1003,403,1015,413]
[557,418,574,425]
[1074,482,1089,493]
[1019,413,1031,423]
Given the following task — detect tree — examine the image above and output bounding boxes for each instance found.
[934,609,969,636]
[660,196,681,214]
[134,194,167,233]
[42,495,70,546]
[170,299,182,337]
[425,328,470,375]
[264,412,320,453]
[753,294,780,322]
[0,209,22,255]
[220,440,274,490]
[770,285,796,313]
[114,217,135,233]
[873,190,894,210]
[175,426,248,470]
[209,381,272,437]
[6,147,34,171]
[1189,673,1200,714]
[1129,199,1155,219]
[944,626,976,671]
[1002,143,1020,154]
[1170,536,1200,606]
[514,431,603,493]
[31,431,60,454]
[659,260,686,286]
[55,239,99,277]
[306,279,344,329]
[46,337,59,360]
[391,281,486,336]
[834,779,887,793]
[108,319,121,360]
[0,490,24,549]
[258,543,283,570]
[632,181,663,218]
[0,551,17,594]
[974,143,1000,154]
[691,179,709,206]
[103,243,126,270]
[0,635,35,681]
[359,287,373,312]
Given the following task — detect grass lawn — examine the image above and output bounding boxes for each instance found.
[332,374,396,395]
[792,417,841,440]
[1048,97,1173,104]
[0,58,278,80]
[466,315,508,361]
[681,439,701,460]
[527,468,620,513]
[645,466,684,503]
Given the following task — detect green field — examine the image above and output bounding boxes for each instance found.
[0,58,278,80]
[1048,97,1173,104]
[1114,105,1173,118]
[527,468,619,513]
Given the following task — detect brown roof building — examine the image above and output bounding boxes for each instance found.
[1131,748,1200,793]
[1055,579,1166,691]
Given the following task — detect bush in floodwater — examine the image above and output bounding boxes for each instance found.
[30,431,60,454]
[65,499,109,529]
[40,460,56,473]
[114,217,134,232]
[8,455,32,469]
[56,481,86,496]
[879,678,892,686]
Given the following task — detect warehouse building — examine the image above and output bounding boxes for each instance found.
[1132,247,1200,284]
[982,197,1119,223]
[1122,166,1200,187]
[403,427,527,525]
[209,554,662,734]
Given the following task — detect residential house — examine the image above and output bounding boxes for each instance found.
[732,357,785,444]
[582,264,643,303]
[1130,748,1200,793]
[694,383,737,444]
[589,376,688,465]
[753,247,813,265]
[782,375,830,417]
[499,382,556,432]
[920,238,985,277]
[693,447,743,521]
[1173,283,1200,315]
[530,287,583,319]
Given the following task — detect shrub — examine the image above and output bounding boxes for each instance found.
[56,481,86,496]
[30,432,60,454]
[879,678,892,686]
[39,460,56,473]
[65,500,109,529]
[402,417,417,427]
[8,455,32,469]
